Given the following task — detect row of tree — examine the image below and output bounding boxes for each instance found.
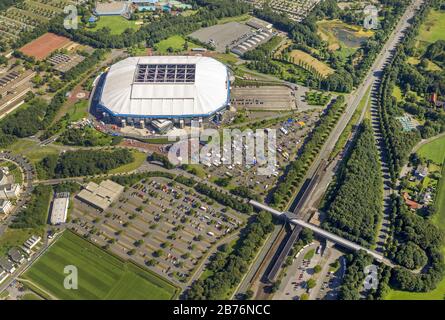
[322,120,383,247]
[271,96,346,208]
[185,211,274,299]
[38,149,134,178]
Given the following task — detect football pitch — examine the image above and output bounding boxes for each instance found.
[21,231,179,300]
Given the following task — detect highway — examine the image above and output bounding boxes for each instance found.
[235,0,424,297]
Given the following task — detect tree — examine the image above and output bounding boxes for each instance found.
[306,278,316,289]
[313,265,322,273]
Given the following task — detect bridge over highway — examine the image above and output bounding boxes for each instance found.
[249,200,394,267]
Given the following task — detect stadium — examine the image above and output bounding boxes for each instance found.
[96,56,230,131]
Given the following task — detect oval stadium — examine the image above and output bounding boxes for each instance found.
[96,56,230,130]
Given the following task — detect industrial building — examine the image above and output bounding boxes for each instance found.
[50,192,70,225]
[76,180,124,211]
[96,56,230,129]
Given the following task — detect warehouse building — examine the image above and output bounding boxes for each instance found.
[76,180,124,211]
[50,192,70,225]
[96,56,230,130]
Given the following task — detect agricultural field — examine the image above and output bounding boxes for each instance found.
[21,231,179,300]
[417,9,445,44]
[90,16,141,35]
[0,0,70,52]
[288,50,334,78]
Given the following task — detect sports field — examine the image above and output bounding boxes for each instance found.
[19,33,72,60]
[417,9,445,43]
[21,231,178,300]
[289,50,334,77]
[91,16,140,35]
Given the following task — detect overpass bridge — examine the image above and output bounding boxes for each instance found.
[249,200,394,267]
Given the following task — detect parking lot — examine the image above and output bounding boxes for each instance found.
[181,109,320,200]
[69,176,247,287]
[274,241,346,300]
[189,22,254,53]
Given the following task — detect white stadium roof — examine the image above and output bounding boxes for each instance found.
[99,56,229,119]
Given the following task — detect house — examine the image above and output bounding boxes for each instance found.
[0,257,15,274]
[8,248,25,265]
[415,164,428,180]
[403,192,422,211]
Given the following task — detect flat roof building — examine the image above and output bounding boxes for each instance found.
[50,192,70,225]
[76,180,124,211]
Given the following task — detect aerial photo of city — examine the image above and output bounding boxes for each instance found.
[0,0,445,308]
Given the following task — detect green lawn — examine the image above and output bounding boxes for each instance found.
[304,248,315,260]
[90,16,141,35]
[108,150,147,174]
[417,135,445,164]
[417,9,445,43]
[68,100,89,122]
[21,231,178,300]
[154,35,200,54]
[7,139,60,164]
[0,228,43,256]
[392,85,403,102]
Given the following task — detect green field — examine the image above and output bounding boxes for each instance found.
[68,100,89,122]
[417,9,445,43]
[417,135,445,164]
[109,150,147,174]
[154,35,200,53]
[91,16,140,35]
[7,139,60,164]
[21,231,178,300]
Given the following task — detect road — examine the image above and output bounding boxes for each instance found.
[369,0,425,253]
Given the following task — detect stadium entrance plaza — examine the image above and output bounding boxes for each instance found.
[69,176,247,287]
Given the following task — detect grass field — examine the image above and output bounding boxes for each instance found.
[154,35,199,53]
[68,100,89,122]
[21,231,178,300]
[392,85,403,102]
[91,16,140,35]
[109,150,147,174]
[417,9,445,43]
[288,50,334,77]
[417,135,445,164]
[7,139,60,164]
[0,228,43,256]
